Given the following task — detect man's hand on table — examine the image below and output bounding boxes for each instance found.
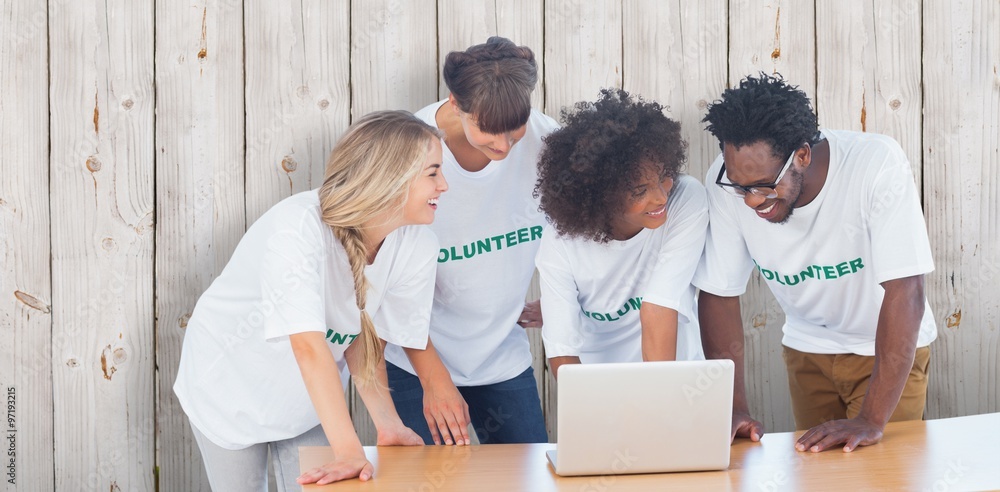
[795,416,884,453]
[732,408,764,443]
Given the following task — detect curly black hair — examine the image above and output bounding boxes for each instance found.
[534,88,686,243]
[703,73,820,160]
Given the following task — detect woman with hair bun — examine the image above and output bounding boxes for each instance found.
[533,89,707,377]
[383,37,557,445]
[174,110,448,489]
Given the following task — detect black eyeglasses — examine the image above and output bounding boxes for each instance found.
[715,147,798,199]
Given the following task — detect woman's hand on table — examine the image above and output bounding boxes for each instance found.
[297,452,375,485]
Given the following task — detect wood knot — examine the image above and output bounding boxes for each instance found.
[946,309,962,328]
[113,348,127,364]
[696,99,708,110]
[101,237,116,251]
[66,358,79,368]
[889,99,902,111]
[100,345,117,380]
[770,47,781,60]
[318,99,330,110]
[179,314,191,329]
[86,156,102,172]
[296,85,311,98]
[14,290,50,313]
[281,156,297,172]
[197,48,207,59]
[121,98,134,111]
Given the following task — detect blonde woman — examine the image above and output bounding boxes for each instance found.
[174,110,448,490]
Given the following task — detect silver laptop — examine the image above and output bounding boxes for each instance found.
[546,359,734,476]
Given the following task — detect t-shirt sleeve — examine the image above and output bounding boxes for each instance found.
[866,143,935,283]
[260,216,329,341]
[371,227,439,350]
[643,177,709,323]
[691,157,757,297]
[536,233,586,358]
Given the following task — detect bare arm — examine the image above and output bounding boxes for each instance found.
[403,338,471,445]
[699,291,762,442]
[639,303,678,361]
[290,331,372,485]
[344,339,423,446]
[548,355,582,379]
[796,275,925,452]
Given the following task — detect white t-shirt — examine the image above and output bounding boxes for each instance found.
[174,190,439,449]
[537,175,708,363]
[384,99,561,386]
[692,130,937,355]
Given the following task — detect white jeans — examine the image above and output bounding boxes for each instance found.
[190,422,329,492]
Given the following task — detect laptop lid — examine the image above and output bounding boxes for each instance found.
[550,359,734,476]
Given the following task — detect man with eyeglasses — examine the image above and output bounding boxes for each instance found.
[692,74,936,454]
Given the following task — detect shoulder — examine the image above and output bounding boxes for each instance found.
[413,99,448,127]
[825,130,908,170]
[252,190,326,240]
[528,108,561,137]
[395,225,441,258]
[669,175,709,213]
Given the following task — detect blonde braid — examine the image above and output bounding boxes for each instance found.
[331,226,382,389]
[317,110,442,390]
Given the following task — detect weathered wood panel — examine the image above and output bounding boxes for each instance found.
[351,0,438,118]
[622,0,729,201]
[48,0,156,489]
[728,0,816,433]
[543,0,622,119]
[815,0,923,184]
[154,0,245,489]
[0,0,53,489]
[922,0,1000,419]
[244,0,349,224]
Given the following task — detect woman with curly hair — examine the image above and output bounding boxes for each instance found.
[381,37,558,445]
[534,89,707,377]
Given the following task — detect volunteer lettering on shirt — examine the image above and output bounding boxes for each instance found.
[582,296,643,322]
[753,257,865,285]
[438,225,543,263]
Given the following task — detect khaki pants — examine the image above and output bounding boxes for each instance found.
[781,345,931,431]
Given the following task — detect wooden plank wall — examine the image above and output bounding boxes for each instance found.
[922,0,1000,419]
[48,0,156,491]
[0,0,53,490]
[154,0,245,490]
[0,1,997,489]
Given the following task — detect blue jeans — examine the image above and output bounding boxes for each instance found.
[386,362,549,444]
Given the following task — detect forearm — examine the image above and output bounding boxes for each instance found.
[858,276,925,427]
[548,355,581,379]
[640,303,678,361]
[698,292,749,410]
[403,338,455,388]
[291,332,363,455]
[345,339,400,429]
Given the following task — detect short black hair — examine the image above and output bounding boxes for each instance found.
[534,88,686,243]
[703,73,820,159]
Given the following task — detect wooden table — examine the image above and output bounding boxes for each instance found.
[300,413,1000,491]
